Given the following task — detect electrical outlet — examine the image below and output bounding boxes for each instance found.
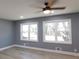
[55,47,62,51]
[24,43,26,46]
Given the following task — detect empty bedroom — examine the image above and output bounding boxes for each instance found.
[0,0,79,59]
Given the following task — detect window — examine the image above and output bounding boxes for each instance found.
[43,19,72,44]
[20,23,38,41]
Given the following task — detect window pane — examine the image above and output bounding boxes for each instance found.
[22,25,29,32]
[44,23,56,41]
[56,22,70,42]
[21,24,29,40]
[30,24,37,41]
[57,31,67,41]
[57,22,65,31]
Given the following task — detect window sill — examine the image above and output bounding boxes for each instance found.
[20,40,38,42]
[43,40,72,45]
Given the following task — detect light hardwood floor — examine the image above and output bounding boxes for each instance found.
[0,47,79,59]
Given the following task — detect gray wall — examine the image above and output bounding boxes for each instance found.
[15,13,79,52]
[0,19,15,48]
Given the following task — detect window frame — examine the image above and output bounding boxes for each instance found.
[43,19,72,44]
[20,22,38,42]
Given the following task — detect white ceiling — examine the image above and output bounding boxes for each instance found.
[0,0,79,20]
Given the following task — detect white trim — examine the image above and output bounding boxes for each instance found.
[0,45,15,51]
[15,44,79,57]
[0,44,79,57]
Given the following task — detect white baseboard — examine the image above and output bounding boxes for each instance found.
[0,44,79,57]
[15,44,79,57]
[0,45,15,51]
